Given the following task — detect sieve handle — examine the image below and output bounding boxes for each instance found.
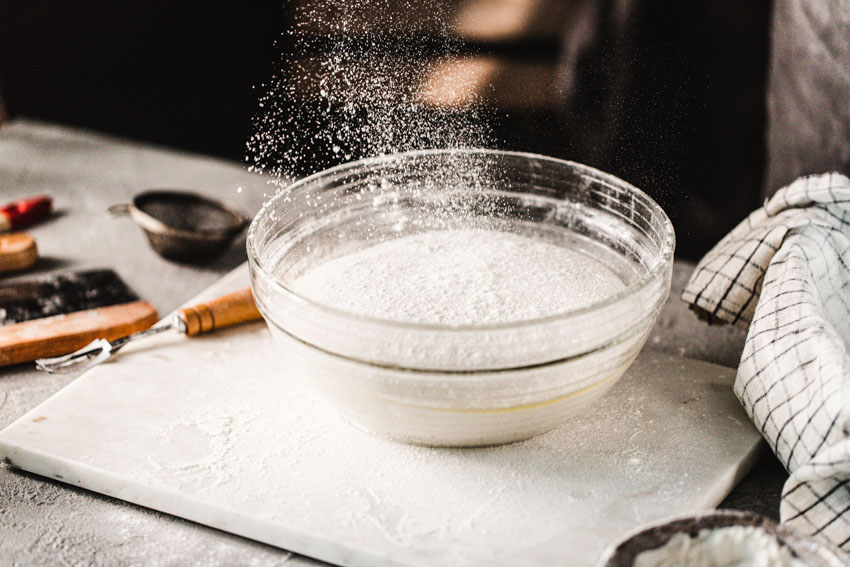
[178,288,263,336]
[108,203,131,216]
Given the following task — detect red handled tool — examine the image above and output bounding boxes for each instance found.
[0,195,53,233]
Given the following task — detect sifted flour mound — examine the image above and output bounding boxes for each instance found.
[291,229,625,325]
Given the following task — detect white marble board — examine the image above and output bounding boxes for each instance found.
[0,265,763,567]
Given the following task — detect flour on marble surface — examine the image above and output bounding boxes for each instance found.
[0,268,761,566]
[291,229,625,325]
[0,313,761,566]
[148,411,238,493]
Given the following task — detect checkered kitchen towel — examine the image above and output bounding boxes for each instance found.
[683,172,850,552]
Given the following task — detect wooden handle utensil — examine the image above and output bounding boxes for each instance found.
[0,233,39,273]
[1,301,158,367]
[35,288,264,374]
[178,288,262,336]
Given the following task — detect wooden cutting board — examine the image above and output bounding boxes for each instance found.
[0,264,763,567]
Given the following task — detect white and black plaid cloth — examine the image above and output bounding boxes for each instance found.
[683,172,850,553]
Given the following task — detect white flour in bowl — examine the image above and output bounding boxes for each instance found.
[633,525,807,567]
[291,229,625,325]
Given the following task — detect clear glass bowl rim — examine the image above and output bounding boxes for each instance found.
[246,148,675,333]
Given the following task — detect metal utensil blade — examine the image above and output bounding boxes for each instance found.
[35,320,178,374]
[35,338,114,374]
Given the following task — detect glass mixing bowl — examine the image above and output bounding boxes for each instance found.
[247,149,674,446]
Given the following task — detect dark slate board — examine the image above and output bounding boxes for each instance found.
[0,270,139,325]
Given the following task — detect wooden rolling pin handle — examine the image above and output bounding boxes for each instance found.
[178,288,262,337]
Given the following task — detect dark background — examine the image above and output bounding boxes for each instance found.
[0,1,773,260]
[0,2,282,158]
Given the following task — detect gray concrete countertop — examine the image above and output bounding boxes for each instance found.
[0,119,785,566]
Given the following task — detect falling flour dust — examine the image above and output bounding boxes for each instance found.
[247,0,495,183]
[292,230,626,326]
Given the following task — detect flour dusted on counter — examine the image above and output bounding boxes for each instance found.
[291,230,625,325]
[634,526,807,567]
